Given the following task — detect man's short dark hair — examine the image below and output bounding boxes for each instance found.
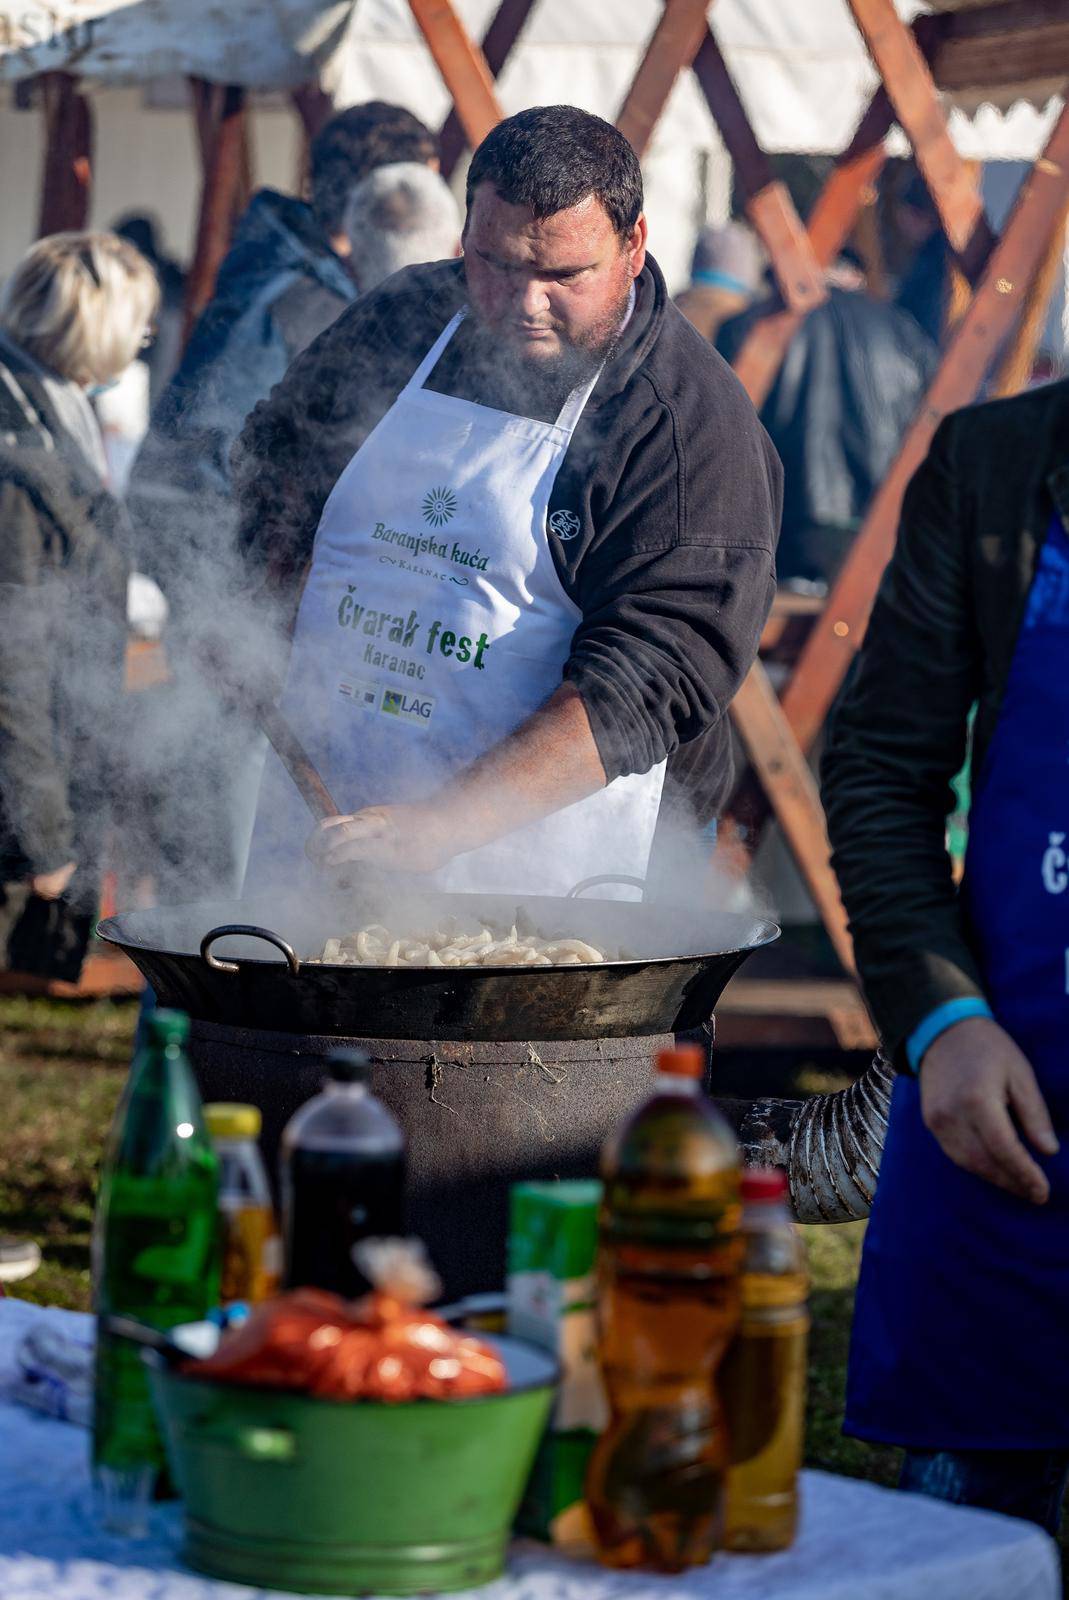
[466,106,643,238]
[310,102,438,235]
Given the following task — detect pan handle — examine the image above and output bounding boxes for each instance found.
[567,874,647,900]
[200,924,301,976]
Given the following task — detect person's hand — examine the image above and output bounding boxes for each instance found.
[920,1016,1059,1204]
[30,861,76,901]
[306,805,452,876]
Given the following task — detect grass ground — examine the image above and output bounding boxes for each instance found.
[0,996,899,1492]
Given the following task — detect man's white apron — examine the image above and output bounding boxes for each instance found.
[247,311,665,897]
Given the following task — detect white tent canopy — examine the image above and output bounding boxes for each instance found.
[0,1,355,89]
[0,0,1062,162]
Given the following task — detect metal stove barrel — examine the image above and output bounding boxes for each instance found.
[186,1017,677,1299]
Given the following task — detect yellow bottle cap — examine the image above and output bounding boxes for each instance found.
[204,1102,262,1140]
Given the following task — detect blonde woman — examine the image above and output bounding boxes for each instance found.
[0,232,157,981]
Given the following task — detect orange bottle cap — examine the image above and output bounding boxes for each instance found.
[656,1044,706,1080]
[741,1168,788,1201]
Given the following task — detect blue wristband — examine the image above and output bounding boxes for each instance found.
[906,998,994,1074]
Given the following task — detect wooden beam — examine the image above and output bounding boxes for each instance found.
[183,83,248,344]
[616,0,713,159]
[692,30,827,317]
[407,0,503,153]
[290,84,334,204]
[439,0,537,178]
[731,87,894,409]
[37,72,92,236]
[291,82,334,143]
[847,0,993,271]
[991,200,1069,396]
[190,79,251,226]
[779,99,1069,758]
[730,667,856,976]
[191,77,219,170]
[728,12,997,413]
[928,1,1069,95]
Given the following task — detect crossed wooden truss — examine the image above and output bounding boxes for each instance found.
[32,0,1069,999]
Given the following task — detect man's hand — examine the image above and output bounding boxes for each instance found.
[30,861,76,901]
[306,805,451,875]
[306,684,607,880]
[920,1016,1058,1205]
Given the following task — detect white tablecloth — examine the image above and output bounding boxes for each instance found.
[0,1299,1058,1600]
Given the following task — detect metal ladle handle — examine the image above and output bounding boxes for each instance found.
[567,874,647,900]
[200,924,301,976]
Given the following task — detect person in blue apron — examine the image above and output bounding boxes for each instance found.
[232,106,782,897]
[822,382,1069,1532]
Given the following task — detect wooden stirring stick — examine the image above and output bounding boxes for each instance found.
[256,700,340,823]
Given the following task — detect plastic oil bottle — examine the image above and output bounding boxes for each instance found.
[281,1049,405,1298]
[721,1168,808,1552]
[203,1103,281,1306]
[91,1008,220,1529]
[585,1044,742,1572]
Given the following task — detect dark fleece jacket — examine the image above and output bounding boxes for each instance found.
[232,255,782,824]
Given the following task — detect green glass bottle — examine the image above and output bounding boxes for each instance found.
[91,1008,220,1529]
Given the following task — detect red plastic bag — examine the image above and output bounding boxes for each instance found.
[188,1240,506,1401]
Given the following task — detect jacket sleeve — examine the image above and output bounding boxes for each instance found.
[564,390,780,778]
[821,414,986,1063]
[0,482,74,875]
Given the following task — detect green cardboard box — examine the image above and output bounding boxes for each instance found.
[507,1181,605,1542]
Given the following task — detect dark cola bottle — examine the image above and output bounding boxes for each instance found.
[280,1050,406,1298]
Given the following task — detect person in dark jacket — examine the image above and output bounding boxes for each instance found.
[717,258,937,589]
[124,102,438,903]
[129,101,439,606]
[0,231,157,981]
[232,107,781,895]
[821,380,1069,1530]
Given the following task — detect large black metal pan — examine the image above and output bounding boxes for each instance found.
[97,882,778,1041]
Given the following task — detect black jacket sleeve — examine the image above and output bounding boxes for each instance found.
[821,414,987,1062]
[0,481,73,875]
[232,263,464,598]
[564,373,781,779]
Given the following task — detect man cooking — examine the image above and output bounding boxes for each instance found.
[822,380,1069,1530]
[233,106,781,895]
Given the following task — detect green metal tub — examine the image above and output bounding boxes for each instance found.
[147,1333,557,1595]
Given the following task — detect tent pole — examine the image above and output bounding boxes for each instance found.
[723,8,1001,864]
[730,88,894,409]
[37,72,93,236]
[848,0,993,277]
[182,81,247,346]
[439,0,537,178]
[780,100,1069,759]
[407,0,503,152]
[992,198,1069,396]
[723,89,895,866]
[730,670,856,976]
[691,31,826,318]
[291,84,335,204]
[616,0,714,159]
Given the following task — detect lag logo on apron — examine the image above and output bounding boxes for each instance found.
[247,310,666,896]
[846,510,1069,1452]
